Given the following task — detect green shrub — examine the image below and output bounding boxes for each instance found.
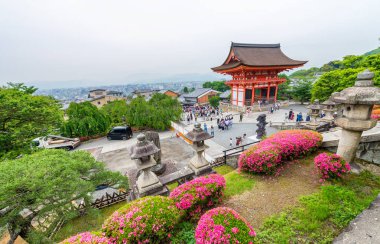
[102,196,183,243]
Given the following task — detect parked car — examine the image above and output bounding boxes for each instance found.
[107,126,133,140]
[32,135,81,150]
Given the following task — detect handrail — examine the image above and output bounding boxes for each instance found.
[221,141,259,165]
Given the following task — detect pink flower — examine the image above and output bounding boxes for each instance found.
[231,227,239,234]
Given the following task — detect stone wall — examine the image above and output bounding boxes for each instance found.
[323,135,380,165]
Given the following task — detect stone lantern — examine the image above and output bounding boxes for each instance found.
[321,98,337,122]
[306,99,323,129]
[186,122,213,176]
[130,133,163,197]
[331,69,380,163]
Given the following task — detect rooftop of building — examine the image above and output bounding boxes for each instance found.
[212,42,307,71]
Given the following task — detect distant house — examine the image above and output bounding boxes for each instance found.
[88,89,126,108]
[219,90,231,103]
[88,89,107,98]
[159,89,180,98]
[181,88,219,105]
[132,89,159,100]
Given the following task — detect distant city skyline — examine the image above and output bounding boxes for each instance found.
[0,0,379,89]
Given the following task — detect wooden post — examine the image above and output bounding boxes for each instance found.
[242,85,246,107]
[251,87,255,105]
[274,85,278,102]
[266,84,270,102]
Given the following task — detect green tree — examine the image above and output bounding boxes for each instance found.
[61,102,111,137]
[125,94,182,131]
[277,74,292,100]
[0,85,63,159]
[208,96,220,108]
[183,86,189,93]
[148,93,182,130]
[202,81,230,92]
[2,82,38,94]
[101,100,128,126]
[311,54,380,101]
[291,80,313,104]
[0,149,128,243]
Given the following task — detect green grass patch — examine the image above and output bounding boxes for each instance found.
[224,171,256,198]
[214,165,235,175]
[53,201,127,242]
[167,182,179,191]
[256,171,380,243]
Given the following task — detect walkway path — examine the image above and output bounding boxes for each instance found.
[334,194,380,244]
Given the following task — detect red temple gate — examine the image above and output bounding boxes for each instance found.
[211,43,307,106]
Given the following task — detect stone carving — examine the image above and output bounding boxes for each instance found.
[331,69,380,164]
[129,134,164,197]
[186,122,213,176]
[256,114,267,139]
[144,131,166,175]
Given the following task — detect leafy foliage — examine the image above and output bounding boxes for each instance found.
[277,74,291,100]
[291,80,313,104]
[100,100,128,126]
[102,196,183,243]
[0,84,63,159]
[62,102,111,137]
[195,207,256,243]
[311,54,380,101]
[202,81,230,92]
[0,150,128,242]
[239,130,322,174]
[208,95,220,108]
[256,171,380,243]
[169,174,226,220]
[171,222,196,244]
[126,93,182,130]
[314,152,351,181]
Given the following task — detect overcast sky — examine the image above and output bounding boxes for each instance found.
[0,0,379,89]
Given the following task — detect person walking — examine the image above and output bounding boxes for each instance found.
[239,113,243,122]
[210,126,214,137]
[203,123,208,133]
[284,113,288,122]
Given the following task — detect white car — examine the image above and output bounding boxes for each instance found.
[32,135,81,150]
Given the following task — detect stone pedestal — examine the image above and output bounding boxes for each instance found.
[186,123,213,176]
[135,158,163,197]
[188,147,212,176]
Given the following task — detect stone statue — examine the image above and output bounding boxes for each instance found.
[144,131,166,175]
[256,114,267,139]
[144,131,161,163]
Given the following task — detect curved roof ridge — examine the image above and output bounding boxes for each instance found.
[232,42,280,48]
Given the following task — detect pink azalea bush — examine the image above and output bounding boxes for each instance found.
[169,174,226,220]
[238,130,323,174]
[314,152,351,180]
[60,232,109,244]
[195,207,256,244]
[102,196,183,243]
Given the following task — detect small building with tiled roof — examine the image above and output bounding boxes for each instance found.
[182,88,219,105]
[212,42,307,106]
[159,89,180,98]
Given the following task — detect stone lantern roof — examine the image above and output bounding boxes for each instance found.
[130,134,160,159]
[185,122,213,143]
[322,98,336,106]
[307,99,324,110]
[332,70,380,105]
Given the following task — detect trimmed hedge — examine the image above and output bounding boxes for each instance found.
[238,130,322,174]
[169,174,226,220]
[102,196,183,243]
[195,207,255,243]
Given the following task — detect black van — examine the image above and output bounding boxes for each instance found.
[107,126,133,140]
